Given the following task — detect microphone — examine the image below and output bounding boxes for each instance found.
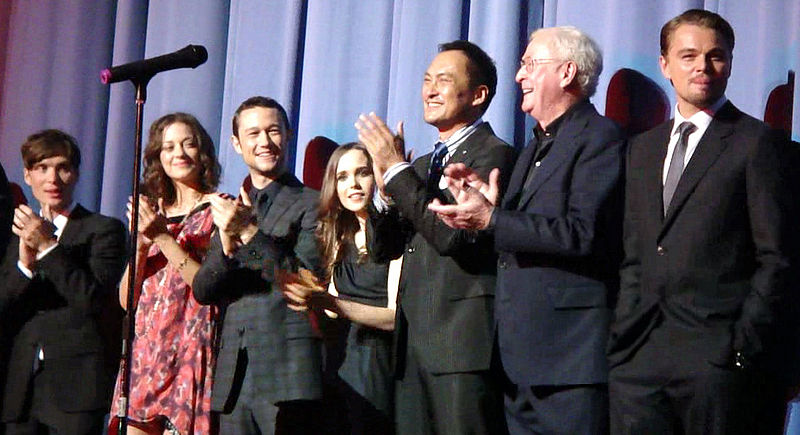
[100,44,208,84]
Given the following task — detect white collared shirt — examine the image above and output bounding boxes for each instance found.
[662,96,728,185]
[17,202,76,278]
[383,118,485,186]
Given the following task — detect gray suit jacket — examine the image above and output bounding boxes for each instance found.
[193,173,323,411]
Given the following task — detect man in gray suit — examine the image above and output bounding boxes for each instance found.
[193,96,323,434]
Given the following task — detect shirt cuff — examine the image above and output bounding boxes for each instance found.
[36,242,59,260]
[383,162,412,185]
[372,191,391,213]
[486,207,498,231]
[17,261,34,279]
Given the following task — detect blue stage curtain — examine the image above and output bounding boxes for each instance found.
[0,0,797,220]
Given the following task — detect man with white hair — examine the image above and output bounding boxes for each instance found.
[429,26,624,433]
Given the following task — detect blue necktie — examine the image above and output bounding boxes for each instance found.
[663,121,695,215]
[426,142,448,198]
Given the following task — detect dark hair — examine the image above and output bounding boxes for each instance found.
[232,96,291,137]
[438,40,498,114]
[316,142,373,279]
[142,112,220,206]
[21,129,81,170]
[661,9,735,56]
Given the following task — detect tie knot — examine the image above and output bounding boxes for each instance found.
[432,142,448,158]
[677,121,695,138]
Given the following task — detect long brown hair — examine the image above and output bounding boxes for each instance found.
[316,142,374,279]
[142,112,221,206]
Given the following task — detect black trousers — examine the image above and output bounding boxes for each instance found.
[394,345,506,435]
[609,323,785,435]
[4,370,105,435]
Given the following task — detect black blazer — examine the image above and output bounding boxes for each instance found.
[372,122,516,374]
[493,101,624,386]
[608,102,798,373]
[0,164,11,264]
[193,174,323,411]
[0,204,126,420]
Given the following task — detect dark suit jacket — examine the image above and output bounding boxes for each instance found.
[608,102,797,375]
[494,100,624,387]
[372,122,517,375]
[193,173,323,411]
[0,164,11,264]
[0,204,126,420]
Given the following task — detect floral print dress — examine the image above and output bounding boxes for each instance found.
[110,204,218,435]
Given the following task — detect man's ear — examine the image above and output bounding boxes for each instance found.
[559,61,578,90]
[658,55,670,80]
[231,135,243,155]
[23,168,31,187]
[471,85,489,108]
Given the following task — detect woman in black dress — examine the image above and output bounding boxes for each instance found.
[290,143,399,433]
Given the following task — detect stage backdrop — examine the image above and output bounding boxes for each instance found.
[0,0,797,220]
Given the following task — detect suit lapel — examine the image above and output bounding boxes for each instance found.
[660,104,735,238]
[502,137,535,209]
[57,204,89,245]
[644,123,671,228]
[263,175,303,230]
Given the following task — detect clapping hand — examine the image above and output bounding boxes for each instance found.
[356,112,410,183]
[12,204,57,268]
[276,267,327,312]
[127,196,169,250]
[427,164,501,231]
[209,187,258,256]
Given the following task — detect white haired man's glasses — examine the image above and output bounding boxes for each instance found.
[519,57,564,73]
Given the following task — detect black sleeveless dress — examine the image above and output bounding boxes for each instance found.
[333,242,394,420]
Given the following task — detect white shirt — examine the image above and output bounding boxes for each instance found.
[383,118,485,186]
[662,96,728,185]
[17,202,75,279]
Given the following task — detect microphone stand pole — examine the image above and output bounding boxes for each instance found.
[116,76,152,435]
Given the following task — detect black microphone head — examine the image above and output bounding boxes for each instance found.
[188,45,208,67]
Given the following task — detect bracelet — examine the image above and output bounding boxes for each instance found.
[177,255,190,271]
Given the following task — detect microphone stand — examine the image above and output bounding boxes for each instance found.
[116,75,152,435]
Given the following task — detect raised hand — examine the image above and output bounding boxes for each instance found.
[356,113,407,176]
[209,188,257,256]
[13,204,57,252]
[126,196,163,250]
[427,165,502,231]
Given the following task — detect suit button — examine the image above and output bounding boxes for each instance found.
[656,246,665,256]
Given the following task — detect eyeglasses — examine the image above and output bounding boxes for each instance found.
[519,57,563,73]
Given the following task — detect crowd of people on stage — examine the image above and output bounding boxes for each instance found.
[0,8,798,435]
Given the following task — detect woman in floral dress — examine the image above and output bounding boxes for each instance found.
[110,112,221,435]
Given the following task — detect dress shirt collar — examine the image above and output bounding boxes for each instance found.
[671,95,727,136]
[41,201,75,240]
[435,117,484,158]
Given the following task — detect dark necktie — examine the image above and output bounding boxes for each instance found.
[663,121,696,215]
[426,141,448,198]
